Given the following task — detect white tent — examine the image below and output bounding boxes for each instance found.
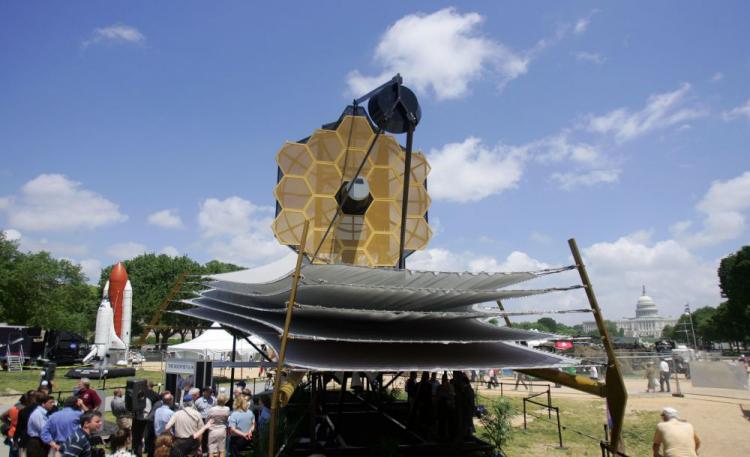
[168,322,266,361]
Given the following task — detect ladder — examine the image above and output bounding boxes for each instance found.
[6,346,23,372]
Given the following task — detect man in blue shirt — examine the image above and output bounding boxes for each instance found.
[153,392,175,435]
[41,397,87,453]
[61,410,102,457]
[26,394,56,457]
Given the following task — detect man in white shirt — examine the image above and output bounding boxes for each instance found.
[653,407,700,457]
[659,359,671,393]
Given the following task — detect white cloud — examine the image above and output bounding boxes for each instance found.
[159,246,180,257]
[583,232,720,318]
[530,231,552,244]
[573,9,599,35]
[198,196,288,266]
[347,8,529,100]
[0,174,127,231]
[574,18,591,34]
[551,169,621,190]
[674,171,750,247]
[426,137,524,202]
[198,197,274,237]
[407,248,467,271]
[148,209,184,229]
[2,228,21,241]
[107,242,147,260]
[711,72,724,82]
[469,251,550,272]
[77,258,102,283]
[574,51,605,64]
[722,99,750,122]
[83,24,145,47]
[408,248,550,273]
[530,132,601,165]
[585,83,706,143]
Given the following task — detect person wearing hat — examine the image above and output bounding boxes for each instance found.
[652,407,700,457]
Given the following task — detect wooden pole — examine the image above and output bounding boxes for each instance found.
[268,220,310,457]
[496,301,513,327]
[567,238,627,452]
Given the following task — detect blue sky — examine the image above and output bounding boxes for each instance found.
[2,2,749,323]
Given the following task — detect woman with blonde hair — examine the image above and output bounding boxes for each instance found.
[228,396,254,457]
[206,395,230,457]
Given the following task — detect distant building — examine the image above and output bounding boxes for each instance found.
[582,287,677,338]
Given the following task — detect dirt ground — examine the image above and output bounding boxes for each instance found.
[478,375,750,457]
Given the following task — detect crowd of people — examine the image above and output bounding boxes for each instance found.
[1,379,103,457]
[404,371,477,443]
[1,379,270,457]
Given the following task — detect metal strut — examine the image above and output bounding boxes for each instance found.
[512,238,628,452]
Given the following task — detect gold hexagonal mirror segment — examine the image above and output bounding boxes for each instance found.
[367,167,402,199]
[304,195,338,226]
[410,151,431,185]
[306,129,343,163]
[305,228,339,264]
[340,248,371,267]
[369,135,405,169]
[365,232,401,267]
[364,200,401,233]
[334,215,370,251]
[406,183,430,217]
[336,116,374,151]
[305,162,342,195]
[274,176,312,211]
[276,142,313,177]
[273,210,307,245]
[404,217,432,251]
[336,149,372,181]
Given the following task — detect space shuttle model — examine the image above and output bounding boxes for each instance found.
[82,262,132,367]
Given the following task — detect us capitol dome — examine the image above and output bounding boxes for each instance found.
[583,286,677,338]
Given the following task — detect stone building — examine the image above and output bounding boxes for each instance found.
[583,287,677,338]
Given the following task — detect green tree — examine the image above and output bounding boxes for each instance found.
[0,232,98,335]
[586,320,623,338]
[716,246,750,349]
[202,260,244,275]
[537,317,558,333]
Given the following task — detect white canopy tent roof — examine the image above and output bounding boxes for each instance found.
[167,322,265,361]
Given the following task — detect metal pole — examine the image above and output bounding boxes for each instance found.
[686,304,698,349]
[229,334,236,407]
[269,220,310,457]
[547,386,552,419]
[568,238,627,452]
[397,124,414,269]
[523,399,527,430]
[555,407,563,448]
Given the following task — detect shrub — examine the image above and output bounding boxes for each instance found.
[479,398,513,455]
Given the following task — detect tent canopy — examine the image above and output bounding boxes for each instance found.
[167,322,265,361]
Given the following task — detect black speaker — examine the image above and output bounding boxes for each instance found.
[165,373,178,398]
[195,361,213,390]
[125,378,147,412]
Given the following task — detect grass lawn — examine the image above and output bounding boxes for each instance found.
[476,393,659,457]
[0,367,164,401]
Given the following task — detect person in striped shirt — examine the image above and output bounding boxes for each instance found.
[61,411,102,457]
